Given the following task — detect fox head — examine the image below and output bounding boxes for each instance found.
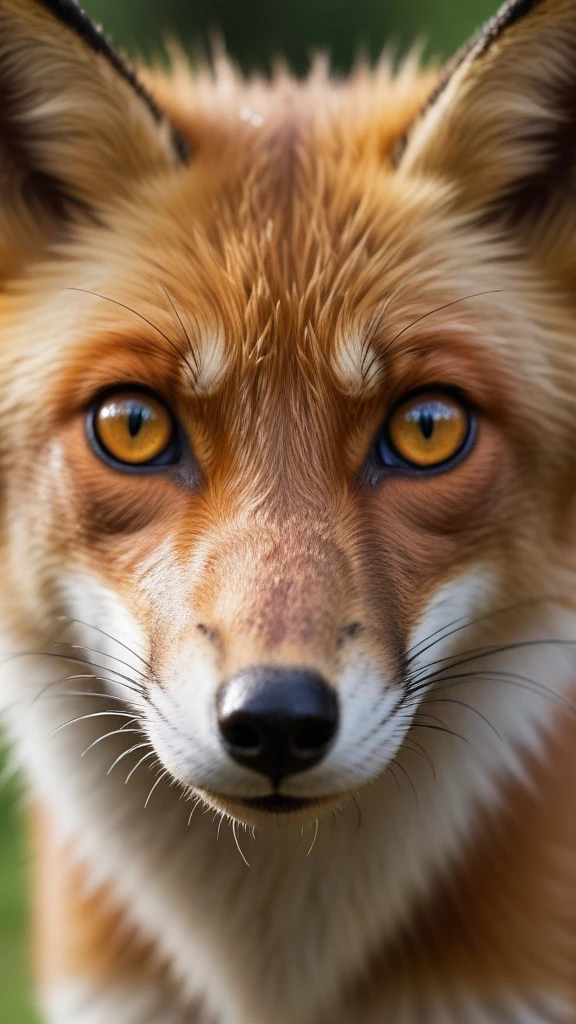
[1,0,576,829]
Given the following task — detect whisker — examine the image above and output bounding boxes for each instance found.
[411,720,469,744]
[144,769,170,809]
[161,286,201,384]
[419,697,503,742]
[401,740,436,778]
[410,666,535,697]
[187,796,202,826]
[56,615,151,670]
[405,595,558,664]
[386,764,402,793]
[232,820,250,867]
[41,688,145,709]
[411,670,576,719]
[81,722,141,756]
[0,651,145,699]
[67,288,192,373]
[46,710,140,743]
[125,750,158,785]
[411,710,446,727]
[107,742,150,775]
[7,673,145,715]
[50,641,148,682]
[390,758,418,807]
[31,652,144,693]
[412,665,571,697]
[408,638,576,684]
[382,290,504,356]
[306,817,319,857]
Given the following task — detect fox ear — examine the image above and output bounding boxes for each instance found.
[0,0,187,278]
[397,0,576,252]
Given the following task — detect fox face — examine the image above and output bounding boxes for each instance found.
[1,0,576,846]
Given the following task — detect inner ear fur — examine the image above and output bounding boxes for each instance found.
[0,0,187,279]
[397,0,576,247]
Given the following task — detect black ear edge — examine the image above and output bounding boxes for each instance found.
[393,0,546,166]
[35,0,190,163]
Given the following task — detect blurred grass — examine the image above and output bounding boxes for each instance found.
[0,744,39,1024]
[89,0,496,71]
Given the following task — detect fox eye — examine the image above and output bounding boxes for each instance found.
[380,391,472,470]
[89,390,179,469]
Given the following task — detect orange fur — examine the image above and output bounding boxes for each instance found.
[0,1,575,1022]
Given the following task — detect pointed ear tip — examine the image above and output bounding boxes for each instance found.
[0,0,191,280]
[395,0,575,169]
[13,0,189,164]
[394,0,576,250]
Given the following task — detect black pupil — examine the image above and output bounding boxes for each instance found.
[419,409,434,440]
[128,407,143,437]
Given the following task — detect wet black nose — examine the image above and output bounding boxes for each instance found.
[217,666,339,784]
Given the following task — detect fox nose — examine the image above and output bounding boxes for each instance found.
[217,666,339,784]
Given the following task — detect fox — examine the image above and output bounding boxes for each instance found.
[0,0,576,1020]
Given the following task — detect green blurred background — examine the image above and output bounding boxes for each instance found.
[0,0,496,1020]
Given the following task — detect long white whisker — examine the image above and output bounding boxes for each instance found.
[37,651,146,691]
[232,820,250,867]
[144,769,169,809]
[187,796,202,826]
[125,750,157,785]
[107,742,150,775]
[26,673,144,712]
[56,615,151,669]
[42,673,143,694]
[0,648,137,681]
[50,641,149,682]
[45,710,139,743]
[43,689,145,709]
[81,723,141,757]
[306,818,319,857]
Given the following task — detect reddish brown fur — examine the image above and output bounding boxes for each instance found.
[1,1,576,1021]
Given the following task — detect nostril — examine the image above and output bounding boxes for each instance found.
[223,717,263,755]
[290,721,335,756]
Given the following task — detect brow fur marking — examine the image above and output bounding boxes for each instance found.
[333,330,383,395]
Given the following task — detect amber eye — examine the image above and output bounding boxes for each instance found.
[385,391,470,469]
[91,391,176,467]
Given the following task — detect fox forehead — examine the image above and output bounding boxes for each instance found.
[59,66,457,375]
[41,127,488,404]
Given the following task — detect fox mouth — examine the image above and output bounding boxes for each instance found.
[240,794,317,814]
[196,785,345,824]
